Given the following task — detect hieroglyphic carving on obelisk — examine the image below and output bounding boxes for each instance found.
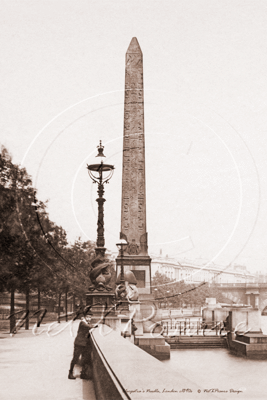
[120,37,148,257]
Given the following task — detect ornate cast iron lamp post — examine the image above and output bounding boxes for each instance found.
[115,239,128,299]
[87,141,114,257]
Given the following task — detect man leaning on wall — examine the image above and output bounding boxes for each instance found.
[68,311,94,380]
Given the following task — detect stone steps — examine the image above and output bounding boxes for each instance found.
[170,344,225,349]
[166,336,227,349]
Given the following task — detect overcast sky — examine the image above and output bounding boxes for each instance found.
[1,0,267,273]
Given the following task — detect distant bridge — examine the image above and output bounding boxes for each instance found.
[217,283,267,313]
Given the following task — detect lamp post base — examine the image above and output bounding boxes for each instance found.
[86,291,114,308]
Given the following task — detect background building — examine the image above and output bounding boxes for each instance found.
[151,253,256,284]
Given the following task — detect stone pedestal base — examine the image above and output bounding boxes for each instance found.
[116,300,130,315]
[129,300,170,359]
[229,332,267,359]
[129,302,143,335]
[86,291,115,307]
[135,334,170,360]
[86,291,116,323]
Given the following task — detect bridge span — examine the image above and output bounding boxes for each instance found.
[217,283,267,312]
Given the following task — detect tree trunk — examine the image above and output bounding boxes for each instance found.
[72,293,76,313]
[65,287,68,322]
[37,285,41,325]
[25,285,30,330]
[10,288,15,333]
[38,285,41,310]
[57,292,61,323]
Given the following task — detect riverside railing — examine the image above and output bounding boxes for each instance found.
[162,319,226,336]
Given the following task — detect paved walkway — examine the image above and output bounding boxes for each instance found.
[0,320,96,400]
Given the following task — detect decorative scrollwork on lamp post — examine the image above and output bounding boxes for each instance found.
[87,141,114,258]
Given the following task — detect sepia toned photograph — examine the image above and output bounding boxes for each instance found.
[1,1,267,399]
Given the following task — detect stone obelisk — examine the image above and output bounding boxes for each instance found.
[116,37,151,295]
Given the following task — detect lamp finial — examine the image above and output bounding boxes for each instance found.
[96,140,105,157]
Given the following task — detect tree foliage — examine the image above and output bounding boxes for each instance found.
[152,271,229,307]
[0,145,114,329]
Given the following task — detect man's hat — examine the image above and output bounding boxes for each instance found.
[83,306,93,316]
[84,310,93,316]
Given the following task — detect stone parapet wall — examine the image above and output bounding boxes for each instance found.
[90,325,216,399]
[91,328,129,400]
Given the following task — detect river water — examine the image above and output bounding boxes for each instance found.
[161,316,267,400]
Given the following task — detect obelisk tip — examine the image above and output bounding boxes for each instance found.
[126,37,142,54]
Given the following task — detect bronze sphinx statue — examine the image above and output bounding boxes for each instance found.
[115,270,139,301]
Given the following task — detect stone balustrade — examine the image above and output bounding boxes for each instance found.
[90,324,216,399]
